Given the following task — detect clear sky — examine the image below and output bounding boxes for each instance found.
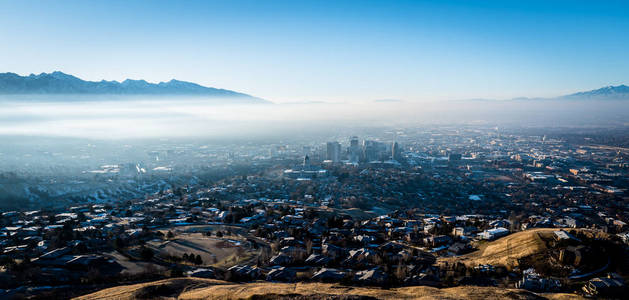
[1,0,628,103]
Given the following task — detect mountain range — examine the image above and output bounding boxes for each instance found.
[0,71,266,103]
[507,85,629,101]
[562,84,629,100]
[1,71,627,102]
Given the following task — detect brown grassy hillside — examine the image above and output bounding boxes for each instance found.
[73,277,583,300]
[439,228,556,268]
[439,228,608,269]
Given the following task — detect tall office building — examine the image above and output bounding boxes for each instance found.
[303,155,310,168]
[392,142,402,161]
[326,141,341,162]
[349,136,360,163]
[362,140,377,162]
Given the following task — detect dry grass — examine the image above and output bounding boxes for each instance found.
[72,278,227,300]
[180,282,541,300]
[439,228,557,268]
[439,228,609,269]
[73,278,584,300]
[541,293,586,300]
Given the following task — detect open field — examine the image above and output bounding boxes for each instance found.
[73,277,584,300]
[146,232,259,267]
[103,250,167,275]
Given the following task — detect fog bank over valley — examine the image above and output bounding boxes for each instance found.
[0,96,627,139]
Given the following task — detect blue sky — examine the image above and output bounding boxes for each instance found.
[1,0,628,102]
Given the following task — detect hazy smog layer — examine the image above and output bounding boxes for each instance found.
[1,97,628,139]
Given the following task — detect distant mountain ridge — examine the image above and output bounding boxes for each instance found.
[456,84,629,102]
[0,71,266,102]
[528,84,629,101]
[562,84,629,99]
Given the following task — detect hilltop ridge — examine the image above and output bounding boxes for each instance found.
[73,277,581,300]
